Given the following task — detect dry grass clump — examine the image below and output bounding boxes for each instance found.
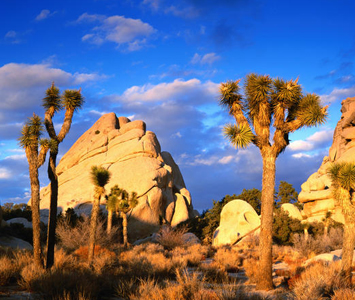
[243,257,259,284]
[56,216,118,251]
[0,250,32,285]
[156,225,188,250]
[214,246,242,272]
[171,244,210,267]
[291,261,349,300]
[198,262,229,284]
[332,288,355,300]
[292,228,343,259]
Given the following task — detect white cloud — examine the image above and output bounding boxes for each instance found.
[0,167,11,179]
[320,86,355,104]
[289,129,333,152]
[292,153,312,159]
[78,13,155,51]
[288,140,313,152]
[35,9,51,21]
[191,53,221,65]
[218,155,234,164]
[118,78,219,103]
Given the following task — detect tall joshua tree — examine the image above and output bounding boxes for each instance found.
[88,165,111,264]
[107,185,138,248]
[328,162,355,283]
[220,74,327,290]
[19,114,49,267]
[42,83,84,269]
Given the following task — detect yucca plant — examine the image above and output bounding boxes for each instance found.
[42,82,84,269]
[328,162,355,283]
[88,165,111,263]
[18,114,50,267]
[219,74,327,290]
[106,185,138,248]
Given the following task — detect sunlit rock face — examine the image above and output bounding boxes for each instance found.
[37,113,195,240]
[299,97,355,223]
[212,199,260,246]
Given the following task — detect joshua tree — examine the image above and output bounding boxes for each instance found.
[328,162,355,283]
[220,74,327,290]
[107,185,138,248]
[88,165,111,263]
[42,83,84,269]
[18,114,49,267]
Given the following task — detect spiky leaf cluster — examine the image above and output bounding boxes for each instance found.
[328,162,355,192]
[42,83,61,114]
[18,114,43,148]
[62,90,84,111]
[223,123,254,149]
[107,185,138,214]
[297,94,327,126]
[90,166,111,188]
[219,80,243,108]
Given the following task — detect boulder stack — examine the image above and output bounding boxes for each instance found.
[37,113,195,240]
[298,97,355,223]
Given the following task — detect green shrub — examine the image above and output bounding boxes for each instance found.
[273,208,303,245]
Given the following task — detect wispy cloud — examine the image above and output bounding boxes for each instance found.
[320,86,355,104]
[78,13,155,51]
[35,9,54,21]
[190,53,221,65]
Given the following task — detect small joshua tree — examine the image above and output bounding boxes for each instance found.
[88,165,111,263]
[42,83,84,269]
[328,162,355,283]
[18,114,49,267]
[107,185,138,248]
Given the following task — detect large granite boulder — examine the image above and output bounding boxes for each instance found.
[298,97,355,223]
[212,200,260,246]
[37,113,195,240]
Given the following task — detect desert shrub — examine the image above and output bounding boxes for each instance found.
[156,225,188,250]
[57,208,83,228]
[214,246,241,272]
[243,257,259,284]
[273,208,303,245]
[332,288,355,300]
[171,244,209,267]
[292,261,349,300]
[198,262,229,283]
[0,256,16,285]
[0,222,34,244]
[1,203,32,221]
[292,228,343,258]
[56,216,119,251]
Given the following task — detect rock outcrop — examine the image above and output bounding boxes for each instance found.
[299,97,355,223]
[37,113,195,240]
[212,200,260,246]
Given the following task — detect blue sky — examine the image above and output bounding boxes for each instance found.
[1,0,355,212]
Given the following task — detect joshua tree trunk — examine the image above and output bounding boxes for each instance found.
[88,194,101,264]
[257,151,276,290]
[107,209,113,234]
[28,151,43,268]
[341,215,355,284]
[121,212,128,248]
[46,151,58,269]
